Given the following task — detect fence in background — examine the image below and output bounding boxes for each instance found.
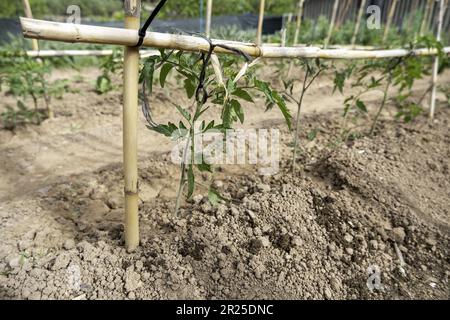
[303,0,449,33]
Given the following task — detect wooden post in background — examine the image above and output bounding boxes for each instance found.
[281,13,292,47]
[383,0,398,43]
[420,0,433,36]
[324,0,339,48]
[430,0,446,119]
[336,0,351,28]
[351,0,366,48]
[408,0,420,32]
[256,0,265,45]
[205,0,213,37]
[123,0,141,251]
[22,0,39,52]
[426,0,437,31]
[293,0,305,46]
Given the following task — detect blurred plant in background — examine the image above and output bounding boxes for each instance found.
[0,50,68,129]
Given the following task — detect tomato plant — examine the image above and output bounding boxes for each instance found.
[139,48,292,212]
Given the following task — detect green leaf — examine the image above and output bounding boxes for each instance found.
[184,79,196,99]
[196,153,212,172]
[187,165,195,199]
[17,100,27,111]
[175,105,191,122]
[272,91,292,130]
[204,120,215,132]
[307,128,318,141]
[159,63,174,88]
[96,75,112,94]
[222,100,233,128]
[140,58,156,95]
[355,99,367,113]
[232,88,253,102]
[254,79,273,102]
[226,79,236,93]
[230,99,244,124]
[254,79,291,130]
[343,103,351,117]
[333,71,345,94]
[147,122,179,137]
[158,48,166,59]
[194,106,210,121]
[208,188,222,206]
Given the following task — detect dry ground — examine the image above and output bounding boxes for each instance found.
[0,65,449,300]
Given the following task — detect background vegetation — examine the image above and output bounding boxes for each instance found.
[0,0,296,20]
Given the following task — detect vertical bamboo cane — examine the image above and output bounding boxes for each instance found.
[324,0,339,48]
[256,0,265,46]
[444,1,450,38]
[336,0,351,28]
[430,0,446,119]
[205,0,213,37]
[408,0,419,32]
[420,0,433,36]
[281,15,286,47]
[383,0,398,43]
[351,0,367,48]
[22,0,55,119]
[293,0,305,46]
[22,0,39,52]
[123,0,140,251]
[427,0,437,31]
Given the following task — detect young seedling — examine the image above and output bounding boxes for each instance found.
[0,50,68,129]
[139,45,291,214]
[96,48,123,94]
[334,36,445,139]
[279,58,328,173]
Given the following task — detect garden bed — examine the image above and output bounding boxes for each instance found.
[0,67,449,300]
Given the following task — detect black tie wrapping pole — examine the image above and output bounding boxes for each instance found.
[135,0,168,47]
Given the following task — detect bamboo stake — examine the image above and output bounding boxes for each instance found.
[445,1,450,39]
[22,0,39,52]
[430,0,446,119]
[256,0,265,46]
[325,0,339,48]
[20,18,450,59]
[123,0,140,251]
[22,0,54,119]
[337,0,351,28]
[420,0,433,36]
[281,13,292,47]
[351,0,367,48]
[426,0,437,31]
[293,0,305,46]
[383,0,399,43]
[408,0,419,32]
[205,0,213,38]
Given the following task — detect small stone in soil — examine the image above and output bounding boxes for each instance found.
[392,227,406,243]
[63,239,75,250]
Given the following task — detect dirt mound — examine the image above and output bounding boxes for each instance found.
[1,107,448,300]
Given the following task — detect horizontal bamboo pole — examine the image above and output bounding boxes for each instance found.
[20,18,450,60]
[268,43,379,50]
[23,49,159,58]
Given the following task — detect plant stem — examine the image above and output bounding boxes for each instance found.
[42,82,53,119]
[174,129,192,216]
[292,68,309,174]
[370,76,392,136]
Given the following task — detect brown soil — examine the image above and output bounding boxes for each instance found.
[0,66,449,300]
